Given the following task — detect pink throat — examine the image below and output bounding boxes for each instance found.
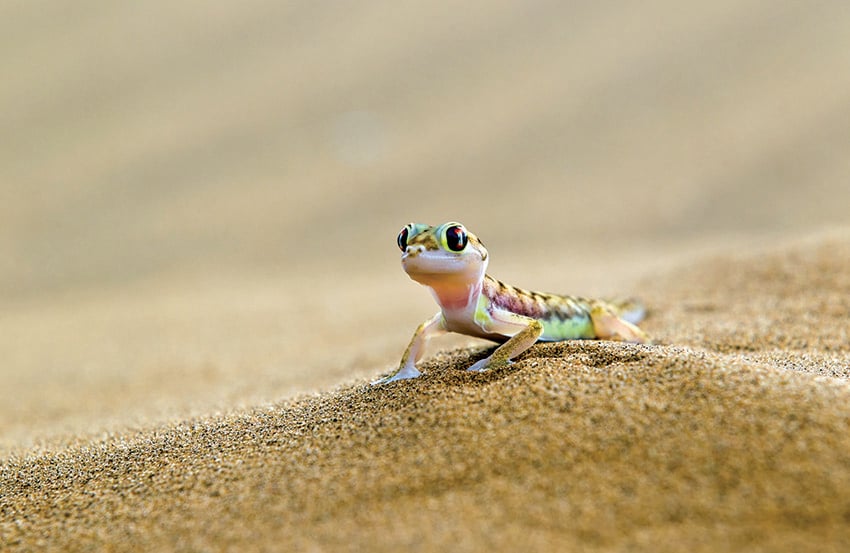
[430,281,481,310]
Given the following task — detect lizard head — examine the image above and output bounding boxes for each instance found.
[396,222,489,294]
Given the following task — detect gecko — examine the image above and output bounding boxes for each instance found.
[372,222,650,385]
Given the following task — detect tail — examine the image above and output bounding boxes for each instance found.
[605,297,647,325]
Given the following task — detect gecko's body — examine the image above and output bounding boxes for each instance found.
[373,222,650,385]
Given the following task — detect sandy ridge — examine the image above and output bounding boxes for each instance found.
[3,234,850,551]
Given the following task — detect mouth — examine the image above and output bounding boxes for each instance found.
[402,252,470,276]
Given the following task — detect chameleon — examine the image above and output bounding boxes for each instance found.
[372,221,650,385]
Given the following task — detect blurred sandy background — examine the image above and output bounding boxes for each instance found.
[4,2,850,551]
[1,0,849,455]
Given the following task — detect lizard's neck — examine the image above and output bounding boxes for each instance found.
[405,255,488,311]
[427,280,483,310]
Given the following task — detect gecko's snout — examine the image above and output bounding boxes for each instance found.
[404,244,425,258]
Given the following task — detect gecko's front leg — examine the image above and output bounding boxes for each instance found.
[467,311,544,373]
[371,312,445,385]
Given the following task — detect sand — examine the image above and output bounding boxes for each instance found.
[3,1,850,551]
[2,233,850,552]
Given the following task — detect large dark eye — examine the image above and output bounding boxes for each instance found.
[445,225,468,252]
[397,227,409,251]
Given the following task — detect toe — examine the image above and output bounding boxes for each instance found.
[466,358,491,372]
[371,365,421,385]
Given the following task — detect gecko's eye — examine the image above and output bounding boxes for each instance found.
[397,227,409,251]
[445,225,468,252]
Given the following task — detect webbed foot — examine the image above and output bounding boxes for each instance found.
[466,357,512,373]
[371,365,421,386]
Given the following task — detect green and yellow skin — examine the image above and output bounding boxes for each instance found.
[372,222,650,385]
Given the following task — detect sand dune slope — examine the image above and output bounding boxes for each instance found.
[2,234,850,551]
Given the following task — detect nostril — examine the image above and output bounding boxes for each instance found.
[405,244,424,257]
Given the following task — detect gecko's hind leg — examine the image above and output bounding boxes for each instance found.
[590,304,651,344]
[467,319,544,372]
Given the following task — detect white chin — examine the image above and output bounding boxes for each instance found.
[403,257,465,277]
[404,265,466,280]
[401,251,485,283]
